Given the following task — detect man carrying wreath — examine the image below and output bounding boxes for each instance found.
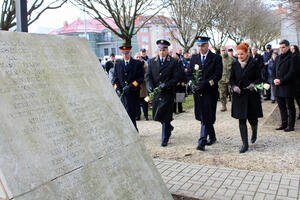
[146,40,180,147]
[190,36,223,151]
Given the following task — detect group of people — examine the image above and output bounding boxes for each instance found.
[103,36,300,154]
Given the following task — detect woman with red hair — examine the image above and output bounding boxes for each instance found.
[230,43,263,153]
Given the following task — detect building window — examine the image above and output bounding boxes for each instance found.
[140,28,148,32]
[104,48,109,56]
[111,48,116,55]
[141,36,149,43]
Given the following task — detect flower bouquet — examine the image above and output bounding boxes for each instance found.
[253,83,270,91]
[144,86,161,103]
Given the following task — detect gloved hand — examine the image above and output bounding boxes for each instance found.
[190,84,199,94]
[147,87,153,93]
[159,83,166,90]
[233,86,241,94]
[245,83,255,91]
[122,84,131,94]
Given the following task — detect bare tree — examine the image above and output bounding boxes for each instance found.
[164,0,222,53]
[71,0,168,46]
[1,0,67,31]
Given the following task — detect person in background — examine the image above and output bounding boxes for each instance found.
[263,44,273,100]
[173,53,186,114]
[169,49,173,57]
[113,44,144,131]
[267,51,278,103]
[190,36,223,151]
[219,46,235,112]
[228,48,237,59]
[291,45,300,119]
[272,40,296,132]
[251,46,265,101]
[192,49,198,56]
[146,40,180,147]
[134,53,149,121]
[140,48,149,63]
[230,42,263,153]
[105,53,116,74]
[176,48,184,63]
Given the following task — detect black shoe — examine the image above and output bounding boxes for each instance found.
[284,127,294,132]
[298,115,300,120]
[161,142,168,147]
[206,139,216,146]
[264,97,270,101]
[271,100,275,104]
[276,125,287,130]
[239,144,248,153]
[136,117,140,121]
[145,117,149,121]
[196,144,205,151]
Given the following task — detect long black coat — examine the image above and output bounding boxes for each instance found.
[113,58,144,119]
[190,50,223,124]
[272,50,296,98]
[146,55,180,122]
[293,53,300,98]
[230,57,263,119]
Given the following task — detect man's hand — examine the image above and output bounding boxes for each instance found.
[159,83,166,90]
[190,84,199,94]
[274,79,280,85]
[245,83,255,91]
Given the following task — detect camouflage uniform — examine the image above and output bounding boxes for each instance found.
[219,54,235,111]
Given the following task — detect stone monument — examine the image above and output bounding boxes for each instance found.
[0,31,173,200]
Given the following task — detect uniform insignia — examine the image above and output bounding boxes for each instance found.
[209,80,214,86]
[161,40,164,43]
[132,80,139,87]
[123,46,126,49]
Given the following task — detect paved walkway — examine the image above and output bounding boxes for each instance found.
[154,159,300,200]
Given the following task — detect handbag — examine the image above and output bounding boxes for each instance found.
[175,92,186,103]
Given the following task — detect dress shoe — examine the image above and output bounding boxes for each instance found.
[264,97,270,101]
[284,127,294,132]
[275,126,287,130]
[161,142,168,147]
[271,100,275,104]
[206,139,216,146]
[196,144,205,151]
[145,116,149,121]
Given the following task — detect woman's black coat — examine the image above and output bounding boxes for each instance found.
[230,57,263,119]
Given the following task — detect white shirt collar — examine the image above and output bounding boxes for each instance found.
[124,58,131,63]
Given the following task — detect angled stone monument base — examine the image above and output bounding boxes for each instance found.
[0,31,173,200]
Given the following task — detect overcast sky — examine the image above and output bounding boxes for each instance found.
[29,2,91,33]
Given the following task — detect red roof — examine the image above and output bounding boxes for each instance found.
[50,18,118,34]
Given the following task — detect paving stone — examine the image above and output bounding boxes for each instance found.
[253,192,265,200]
[172,175,183,181]
[287,189,298,198]
[238,183,250,191]
[224,189,236,197]
[194,188,207,197]
[169,184,181,193]
[168,171,179,178]
[232,193,244,200]
[188,184,201,192]
[248,184,259,192]
[269,183,279,191]
[277,188,288,196]
[180,182,192,190]
[265,194,276,200]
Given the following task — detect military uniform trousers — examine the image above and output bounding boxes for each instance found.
[121,92,139,130]
[219,82,231,105]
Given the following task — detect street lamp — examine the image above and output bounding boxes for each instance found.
[15,0,28,32]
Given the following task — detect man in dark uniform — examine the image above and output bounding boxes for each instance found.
[146,40,180,147]
[105,53,116,74]
[190,36,223,151]
[140,48,149,63]
[113,44,144,130]
[272,39,296,132]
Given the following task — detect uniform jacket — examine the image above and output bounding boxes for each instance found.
[146,55,180,122]
[113,58,144,120]
[190,50,223,124]
[220,54,235,84]
[272,50,296,98]
[230,56,263,119]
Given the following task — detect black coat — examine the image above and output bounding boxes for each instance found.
[293,53,300,98]
[230,57,263,119]
[190,50,223,124]
[113,58,144,119]
[272,50,296,98]
[253,54,266,81]
[146,55,180,122]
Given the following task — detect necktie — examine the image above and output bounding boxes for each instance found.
[125,61,128,66]
[201,55,205,65]
[161,58,164,65]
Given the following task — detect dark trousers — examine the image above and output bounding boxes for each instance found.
[173,103,183,113]
[198,123,216,145]
[239,118,258,126]
[161,122,172,143]
[277,97,296,128]
[136,97,148,119]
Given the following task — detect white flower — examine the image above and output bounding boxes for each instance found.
[144,96,150,102]
[194,64,199,71]
[263,83,270,90]
[188,80,193,86]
